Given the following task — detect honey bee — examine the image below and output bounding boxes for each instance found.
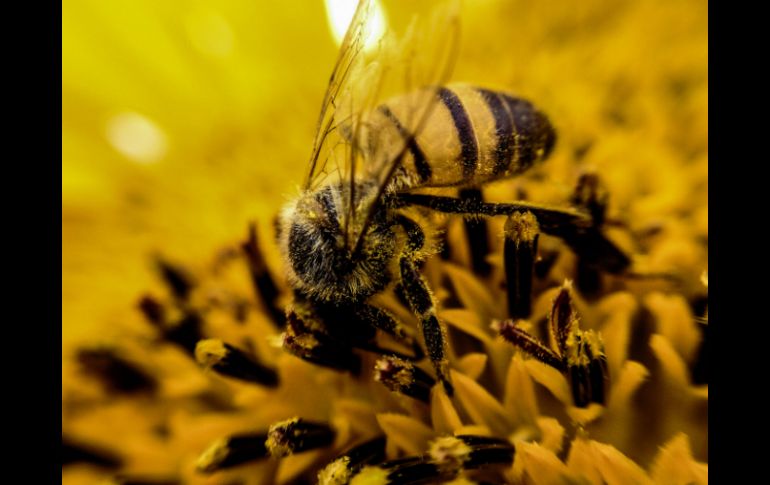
[277,0,629,396]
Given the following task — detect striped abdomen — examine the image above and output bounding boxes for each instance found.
[364,84,556,188]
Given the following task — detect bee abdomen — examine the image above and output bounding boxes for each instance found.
[373,84,556,188]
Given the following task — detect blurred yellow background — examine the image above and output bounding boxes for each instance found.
[63,0,706,345]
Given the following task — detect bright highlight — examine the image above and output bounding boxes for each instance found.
[324,0,386,50]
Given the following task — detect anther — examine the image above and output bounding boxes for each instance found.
[162,311,204,356]
[137,295,165,326]
[195,339,279,387]
[354,435,515,484]
[196,432,269,473]
[504,211,539,319]
[242,222,285,328]
[154,257,194,301]
[492,320,565,371]
[374,356,436,403]
[282,310,362,374]
[317,436,386,485]
[570,172,609,227]
[62,437,122,468]
[549,283,576,357]
[76,348,157,395]
[265,417,336,458]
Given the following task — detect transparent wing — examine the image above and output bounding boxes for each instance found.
[303,0,375,191]
[304,0,460,252]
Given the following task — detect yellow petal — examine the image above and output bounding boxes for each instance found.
[451,370,513,435]
[589,440,653,485]
[442,309,493,344]
[565,403,604,426]
[503,355,540,429]
[375,413,435,456]
[524,359,573,406]
[510,441,578,485]
[536,417,565,454]
[457,353,488,380]
[276,449,328,485]
[595,292,637,377]
[443,263,497,320]
[431,386,464,434]
[645,293,701,365]
[566,436,603,485]
[607,361,649,413]
[649,433,708,485]
[649,334,690,389]
[333,399,380,437]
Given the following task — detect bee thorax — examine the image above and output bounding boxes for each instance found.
[279,185,395,304]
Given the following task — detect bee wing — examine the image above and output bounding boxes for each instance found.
[303,0,460,252]
[303,0,378,192]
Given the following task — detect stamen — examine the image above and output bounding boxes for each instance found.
[242,223,285,328]
[355,435,515,484]
[154,257,194,301]
[570,172,608,227]
[76,348,157,395]
[137,295,165,326]
[428,436,472,475]
[576,258,602,299]
[195,339,279,387]
[374,356,436,403]
[265,417,336,458]
[196,433,269,473]
[455,435,515,470]
[549,283,576,357]
[570,174,609,296]
[317,436,386,485]
[283,310,362,373]
[566,330,608,407]
[584,331,609,405]
[62,437,122,468]
[162,311,205,356]
[493,320,565,371]
[504,211,539,319]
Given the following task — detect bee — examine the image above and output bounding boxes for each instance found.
[277,0,629,396]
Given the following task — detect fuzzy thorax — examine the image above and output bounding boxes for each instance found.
[278,183,396,304]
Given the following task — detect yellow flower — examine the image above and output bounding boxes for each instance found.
[63,0,707,483]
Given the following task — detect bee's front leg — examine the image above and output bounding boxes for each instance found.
[399,257,453,396]
[394,214,453,396]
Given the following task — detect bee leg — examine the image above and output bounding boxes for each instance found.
[458,188,492,276]
[394,193,630,274]
[355,304,425,361]
[394,215,453,396]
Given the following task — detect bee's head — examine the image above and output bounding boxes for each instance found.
[278,183,395,304]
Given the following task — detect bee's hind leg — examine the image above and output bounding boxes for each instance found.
[394,215,454,396]
[395,193,631,274]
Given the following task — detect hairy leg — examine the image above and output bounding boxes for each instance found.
[394,214,454,395]
[394,193,630,273]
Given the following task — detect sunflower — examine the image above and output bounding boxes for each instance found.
[63,0,707,483]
